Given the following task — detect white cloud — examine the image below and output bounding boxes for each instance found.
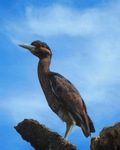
[1,95,83,146]
[5,1,120,39]
[25,5,98,36]
[1,93,66,137]
[5,5,99,39]
[1,95,42,122]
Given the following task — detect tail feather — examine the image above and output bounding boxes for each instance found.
[75,110,95,137]
[88,115,95,133]
[80,99,95,137]
[81,123,90,137]
[73,98,95,137]
[80,114,95,137]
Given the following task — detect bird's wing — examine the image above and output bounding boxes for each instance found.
[49,73,95,137]
[49,73,88,122]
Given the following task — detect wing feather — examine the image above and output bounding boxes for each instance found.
[49,73,95,136]
[50,73,89,124]
[50,73,84,112]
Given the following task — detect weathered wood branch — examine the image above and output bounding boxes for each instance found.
[15,119,120,150]
[14,119,77,150]
[91,122,120,150]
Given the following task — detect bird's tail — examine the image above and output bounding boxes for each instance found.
[88,115,95,133]
[79,99,95,137]
[75,98,95,137]
[80,114,95,137]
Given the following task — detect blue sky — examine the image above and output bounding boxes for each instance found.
[0,0,120,149]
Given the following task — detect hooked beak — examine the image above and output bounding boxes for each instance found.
[19,44,36,52]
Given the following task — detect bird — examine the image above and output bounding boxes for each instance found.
[19,40,95,140]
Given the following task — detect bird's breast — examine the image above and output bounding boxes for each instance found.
[38,72,60,113]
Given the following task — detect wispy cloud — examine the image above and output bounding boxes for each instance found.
[5,1,120,39]
[1,93,63,127]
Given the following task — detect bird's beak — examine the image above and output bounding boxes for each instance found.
[19,44,36,52]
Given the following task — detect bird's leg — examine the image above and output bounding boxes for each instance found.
[64,113,76,140]
[64,122,76,140]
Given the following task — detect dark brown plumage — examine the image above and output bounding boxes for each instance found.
[19,40,95,140]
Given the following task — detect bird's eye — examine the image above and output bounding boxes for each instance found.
[39,43,43,47]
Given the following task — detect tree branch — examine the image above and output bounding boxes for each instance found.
[91,122,120,150]
[14,119,77,150]
[15,119,120,150]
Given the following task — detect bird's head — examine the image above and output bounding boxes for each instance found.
[19,40,52,59]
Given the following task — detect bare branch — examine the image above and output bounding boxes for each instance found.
[91,122,120,150]
[14,119,77,150]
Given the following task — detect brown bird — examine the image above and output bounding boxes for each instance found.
[19,40,95,140]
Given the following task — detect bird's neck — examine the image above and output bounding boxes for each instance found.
[38,56,51,75]
[38,56,51,95]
